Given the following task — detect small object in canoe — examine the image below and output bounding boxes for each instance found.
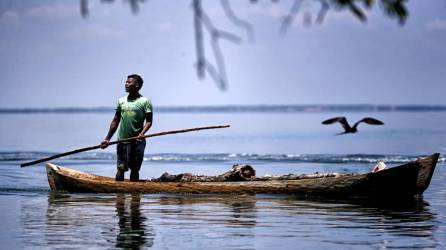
[155,164,256,182]
[372,161,387,173]
[45,153,440,199]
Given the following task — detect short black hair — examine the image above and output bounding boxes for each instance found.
[127,74,144,90]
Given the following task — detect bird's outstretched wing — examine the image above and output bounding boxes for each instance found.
[353,117,384,129]
[322,116,346,125]
[322,117,351,131]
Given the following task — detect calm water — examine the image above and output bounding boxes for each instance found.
[1,110,445,249]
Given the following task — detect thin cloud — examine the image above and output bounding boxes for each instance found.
[426,19,446,31]
[65,24,127,40]
[0,10,20,28]
[248,5,289,20]
[157,22,175,32]
[209,4,290,21]
[25,3,78,21]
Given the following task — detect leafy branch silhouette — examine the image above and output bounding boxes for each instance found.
[79,0,408,90]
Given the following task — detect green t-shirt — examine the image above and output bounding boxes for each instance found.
[116,95,152,140]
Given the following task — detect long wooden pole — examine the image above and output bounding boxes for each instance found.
[20,125,230,167]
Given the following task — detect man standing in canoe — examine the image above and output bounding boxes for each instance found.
[100,74,153,182]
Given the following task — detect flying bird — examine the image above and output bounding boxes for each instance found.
[322,116,384,135]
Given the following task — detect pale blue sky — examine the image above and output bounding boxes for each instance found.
[0,0,445,108]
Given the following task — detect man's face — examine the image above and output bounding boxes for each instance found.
[125,77,139,93]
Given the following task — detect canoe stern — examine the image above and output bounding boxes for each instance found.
[415,153,440,194]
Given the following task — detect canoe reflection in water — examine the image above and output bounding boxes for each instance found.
[115,193,152,249]
[157,194,258,227]
[35,193,440,249]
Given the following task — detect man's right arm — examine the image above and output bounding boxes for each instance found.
[100,110,121,149]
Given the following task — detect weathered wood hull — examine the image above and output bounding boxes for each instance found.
[46,153,440,198]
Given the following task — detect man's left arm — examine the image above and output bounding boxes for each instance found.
[137,112,153,140]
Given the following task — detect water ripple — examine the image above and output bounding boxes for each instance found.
[2,151,443,164]
[3,193,441,249]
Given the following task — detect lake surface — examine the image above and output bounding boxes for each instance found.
[0,109,445,249]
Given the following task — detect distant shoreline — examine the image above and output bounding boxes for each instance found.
[1,104,446,114]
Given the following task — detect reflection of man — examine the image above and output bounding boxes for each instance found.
[115,193,153,248]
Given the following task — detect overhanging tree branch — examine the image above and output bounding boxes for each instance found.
[220,0,255,43]
[280,0,303,35]
[76,0,410,90]
[194,0,242,90]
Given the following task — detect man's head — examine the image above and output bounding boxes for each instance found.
[125,74,144,93]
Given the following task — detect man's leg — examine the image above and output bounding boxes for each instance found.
[116,143,130,181]
[116,167,125,181]
[129,140,146,182]
[130,170,139,182]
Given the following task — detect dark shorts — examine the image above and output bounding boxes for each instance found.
[117,140,146,172]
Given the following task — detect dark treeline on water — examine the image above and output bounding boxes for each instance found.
[1,105,446,114]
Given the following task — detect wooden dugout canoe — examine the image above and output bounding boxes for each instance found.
[46,153,440,198]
